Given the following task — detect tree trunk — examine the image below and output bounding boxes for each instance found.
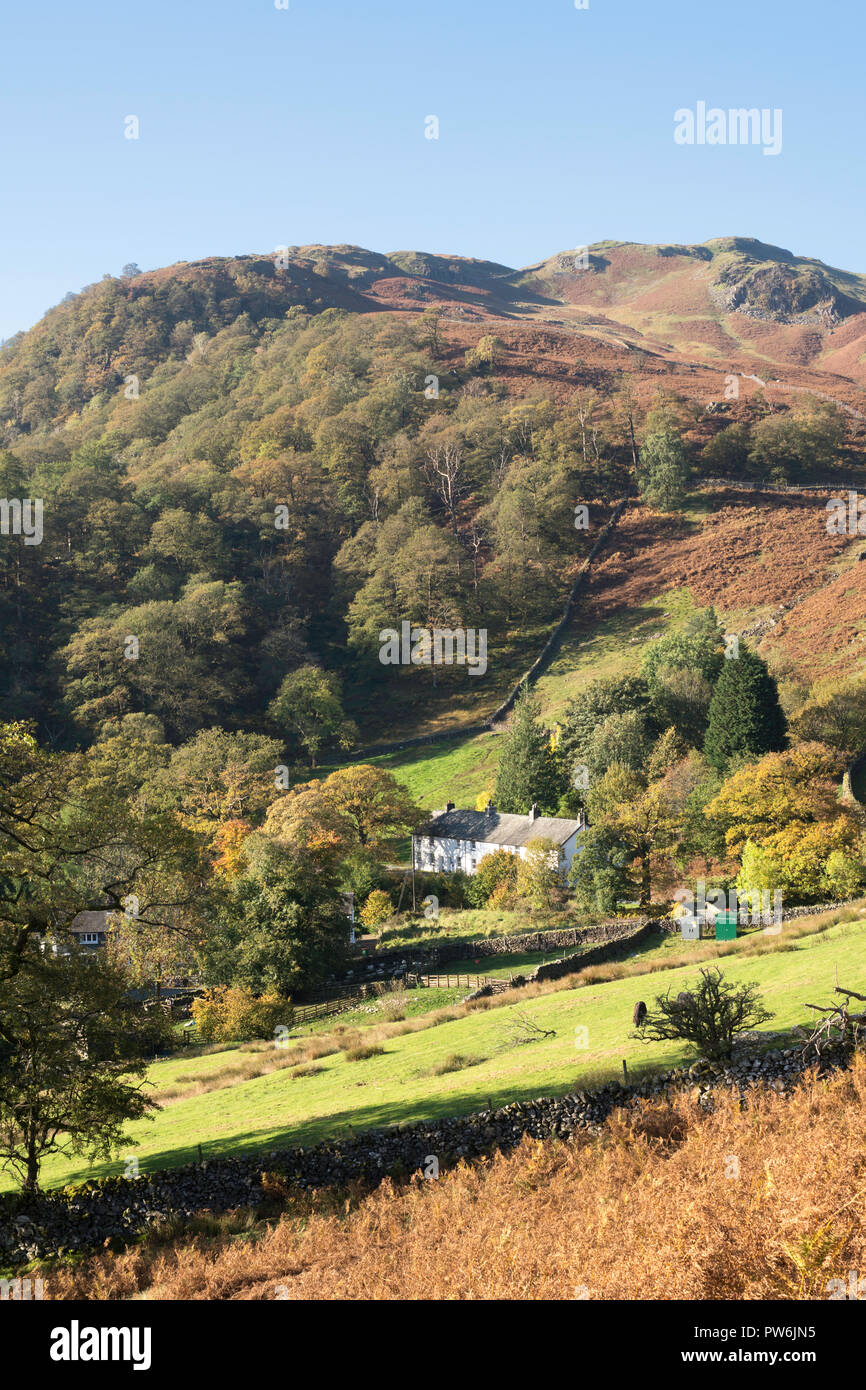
[24,1130,40,1195]
[639,853,652,906]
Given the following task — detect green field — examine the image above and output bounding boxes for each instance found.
[11,912,865,1194]
[355,584,713,811]
[334,731,504,812]
[377,907,577,951]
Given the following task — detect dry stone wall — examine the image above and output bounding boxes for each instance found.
[1,1040,853,1267]
[527,921,659,982]
[436,918,643,964]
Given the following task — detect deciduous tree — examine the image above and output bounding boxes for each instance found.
[269,665,356,767]
[0,942,168,1193]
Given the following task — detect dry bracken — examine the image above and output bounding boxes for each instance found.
[40,1054,866,1302]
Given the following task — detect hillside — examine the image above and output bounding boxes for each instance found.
[38,1052,866,1301]
[348,485,866,811]
[6,237,866,427]
[2,236,866,759]
[9,907,863,1193]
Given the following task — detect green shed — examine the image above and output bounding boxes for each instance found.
[714,911,738,941]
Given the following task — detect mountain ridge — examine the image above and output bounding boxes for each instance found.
[5,235,866,448]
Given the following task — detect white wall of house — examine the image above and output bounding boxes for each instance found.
[415,835,475,875]
[415,830,581,879]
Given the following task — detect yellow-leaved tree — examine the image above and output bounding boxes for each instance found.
[705,742,864,902]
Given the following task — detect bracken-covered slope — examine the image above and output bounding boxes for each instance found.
[5,236,866,436]
[518,237,866,379]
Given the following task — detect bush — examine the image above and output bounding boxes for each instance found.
[635,967,772,1061]
[412,869,471,909]
[359,889,393,930]
[344,1044,385,1062]
[191,988,291,1043]
[822,849,865,901]
[466,848,518,908]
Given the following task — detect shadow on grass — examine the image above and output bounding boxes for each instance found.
[27,1052,684,1192]
[443,946,586,978]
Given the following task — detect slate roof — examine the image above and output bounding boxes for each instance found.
[415,807,584,848]
[69,910,111,933]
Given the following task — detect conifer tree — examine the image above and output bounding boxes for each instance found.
[493,687,563,813]
[703,646,787,770]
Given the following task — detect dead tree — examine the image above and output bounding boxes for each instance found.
[421,439,466,539]
[796,973,866,1061]
[498,1009,556,1050]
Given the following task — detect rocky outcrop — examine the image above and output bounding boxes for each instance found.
[710,262,864,326]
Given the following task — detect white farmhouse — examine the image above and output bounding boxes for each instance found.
[413,801,586,879]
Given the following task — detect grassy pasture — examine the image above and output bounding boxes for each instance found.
[10,908,864,1194]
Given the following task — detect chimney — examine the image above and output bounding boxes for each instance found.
[445,801,455,813]
[485,799,495,815]
[530,803,540,820]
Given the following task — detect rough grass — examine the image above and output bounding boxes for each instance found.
[148,1036,339,1105]
[33,1055,866,1301]
[300,985,466,1035]
[532,584,698,726]
[426,1052,486,1076]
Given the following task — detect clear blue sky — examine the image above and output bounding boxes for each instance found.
[1,0,863,340]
